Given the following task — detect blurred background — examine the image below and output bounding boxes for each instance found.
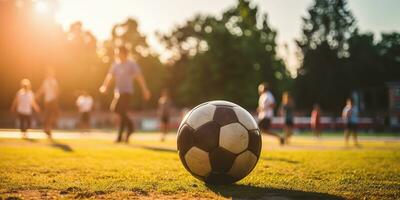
[0,0,399,132]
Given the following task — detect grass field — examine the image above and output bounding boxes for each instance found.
[0,131,399,199]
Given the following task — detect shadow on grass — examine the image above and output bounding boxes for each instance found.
[206,184,344,200]
[262,157,300,164]
[129,144,176,153]
[50,140,73,152]
[22,138,38,143]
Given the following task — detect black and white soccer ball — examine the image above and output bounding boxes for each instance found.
[177,100,262,185]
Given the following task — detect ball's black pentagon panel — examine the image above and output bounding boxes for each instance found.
[177,124,195,155]
[213,106,239,126]
[193,121,220,152]
[209,147,236,173]
[247,130,262,157]
[205,172,235,185]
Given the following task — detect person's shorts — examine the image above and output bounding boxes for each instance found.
[44,100,59,119]
[346,122,357,131]
[110,93,131,114]
[161,115,170,124]
[258,118,271,130]
[285,119,294,127]
[81,112,90,123]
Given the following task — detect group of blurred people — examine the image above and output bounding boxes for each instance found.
[11,68,60,139]
[256,82,359,146]
[10,46,359,146]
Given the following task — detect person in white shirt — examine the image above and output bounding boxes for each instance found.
[342,98,359,146]
[11,79,40,138]
[36,67,59,139]
[76,91,94,132]
[257,82,284,145]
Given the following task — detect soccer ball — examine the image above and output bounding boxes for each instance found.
[177,100,262,185]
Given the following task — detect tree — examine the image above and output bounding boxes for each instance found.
[161,0,291,109]
[0,0,66,109]
[295,0,356,112]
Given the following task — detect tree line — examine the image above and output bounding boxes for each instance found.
[0,0,399,115]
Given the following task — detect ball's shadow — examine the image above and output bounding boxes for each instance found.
[206,184,344,200]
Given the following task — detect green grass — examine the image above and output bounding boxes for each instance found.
[0,132,399,199]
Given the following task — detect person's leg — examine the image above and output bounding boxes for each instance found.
[116,112,124,142]
[352,127,359,146]
[261,128,284,145]
[44,101,56,138]
[160,116,169,141]
[26,115,31,131]
[85,112,91,131]
[19,114,27,138]
[123,112,133,143]
[285,126,293,144]
[344,129,350,146]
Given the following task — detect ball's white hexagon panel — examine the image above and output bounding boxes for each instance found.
[219,123,249,154]
[186,103,216,129]
[227,150,257,179]
[233,106,258,130]
[184,147,211,177]
[209,100,238,107]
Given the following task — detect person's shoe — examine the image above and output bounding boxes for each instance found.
[114,139,122,143]
[45,131,52,140]
[160,135,166,142]
[280,137,285,146]
[125,131,133,144]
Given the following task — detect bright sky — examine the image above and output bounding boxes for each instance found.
[54,0,400,75]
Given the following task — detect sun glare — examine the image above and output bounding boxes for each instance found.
[35,1,48,14]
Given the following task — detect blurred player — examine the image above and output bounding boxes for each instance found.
[280,92,295,144]
[257,82,284,145]
[10,79,40,138]
[158,89,172,141]
[76,91,93,132]
[36,67,59,139]
[311,104,322,138]
[99,46,151,143]
[342,98,359,146]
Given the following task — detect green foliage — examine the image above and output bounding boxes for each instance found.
[295,0,357,112]
[295,0,400,113]
[161,0,291,109]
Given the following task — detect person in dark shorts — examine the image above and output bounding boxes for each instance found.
[11,79,41,138]
[342,98,359,146]
[100,46,151,143]
[158,89,172,142]
[76,91,93,132]
[257,82,284,145]
[280,92,295,144]
[36,67,59,139]
[311,104,322,138]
